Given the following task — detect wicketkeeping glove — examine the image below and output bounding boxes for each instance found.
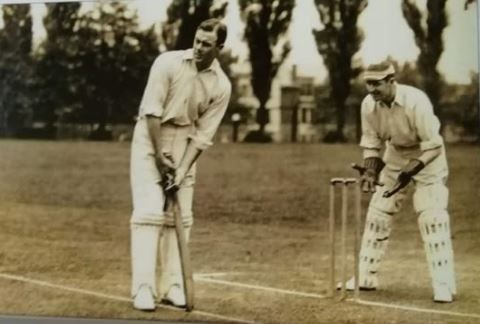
[354,157,385,193]
[383,159,425,198]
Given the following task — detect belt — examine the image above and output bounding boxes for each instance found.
[389,143,420,151]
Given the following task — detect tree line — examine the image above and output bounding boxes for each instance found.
[0,0,477,142]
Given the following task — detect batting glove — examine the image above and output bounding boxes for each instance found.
[159,152,178,194]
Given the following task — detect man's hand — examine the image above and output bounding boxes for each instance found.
[383,159,424,198]
[352,157,385,193]
[156,151,175,176]
[158,152,177,193]
[173,167,187,189]
[164,167,187,195]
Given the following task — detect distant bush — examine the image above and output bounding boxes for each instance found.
[243,130,273,143]
[15,126,56,140]
[88,128,113,141]
[322,130,347,143]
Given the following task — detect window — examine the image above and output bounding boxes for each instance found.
[302,108,311,123]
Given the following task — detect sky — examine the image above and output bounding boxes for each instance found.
[0,0,478,84]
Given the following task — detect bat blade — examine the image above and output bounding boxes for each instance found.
[171,194,194,312]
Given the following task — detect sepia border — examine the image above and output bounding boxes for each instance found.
[0,0,478,323]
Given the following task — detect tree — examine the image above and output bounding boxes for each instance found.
[312,0,367,142]
[394,61,422,88]
[464,0,477,141]
[71,2,160,139]
[465,0,476,9]
[402,0,448,127]
[162,0,228,50]
[0,4,33,137]
[239,0,294,141]
[35,2,159,140]
[456,73,479,141]
[34,2,82,136]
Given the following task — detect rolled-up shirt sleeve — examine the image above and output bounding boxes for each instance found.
[414,93,443,151]
[359,98,382,151]
[138,54,171,118]
[189,83,231,150]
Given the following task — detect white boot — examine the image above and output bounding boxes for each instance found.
[337,276,378,291]
[133,284,156,311]
[434,282,453,303]
[131,223,161,310]
[163,284,186,307]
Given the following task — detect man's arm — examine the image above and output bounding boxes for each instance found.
[175,144,202,184]
[146,115,163,154]
[384,91,443,197]
[417,146,442,165]
[146,115,175,177]
[396,91,444,178]
[354,99,385,192]
[139,54,171,118]
[171,80,232,189]
[140,53,176,180]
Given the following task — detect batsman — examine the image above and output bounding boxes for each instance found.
[129,19,231,311]
[346,61,456,303]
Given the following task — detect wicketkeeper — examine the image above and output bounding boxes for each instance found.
[345,61,456,303]
[129,19,231,311]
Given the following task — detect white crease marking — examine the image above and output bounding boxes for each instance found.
[0,272,256,324]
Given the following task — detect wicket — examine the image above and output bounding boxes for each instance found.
[328,177,362,300]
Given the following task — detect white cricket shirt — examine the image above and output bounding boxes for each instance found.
[138,49,231,150]
[360,83,444,153]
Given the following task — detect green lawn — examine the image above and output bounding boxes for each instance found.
[0,140,479,323]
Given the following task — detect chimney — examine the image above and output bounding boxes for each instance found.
[291,64,297,82]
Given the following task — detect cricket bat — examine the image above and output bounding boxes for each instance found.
[169,192,195,312]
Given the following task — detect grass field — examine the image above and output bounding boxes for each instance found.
[0,139,479,324]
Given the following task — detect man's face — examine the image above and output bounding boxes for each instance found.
[365,78,395,103]
[193,29,221,68]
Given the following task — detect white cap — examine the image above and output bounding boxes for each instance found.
[363,63,395,81]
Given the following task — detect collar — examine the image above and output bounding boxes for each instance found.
[182,48,194,60]
[182,48,220,73]
[391,83,407,107]
[376,83,405,109]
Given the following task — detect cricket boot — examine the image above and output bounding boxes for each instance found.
[131,223,161,311]
[133,284,156,311]
[159,225,192,307]
[338,276,378,291]
[164,284,186,307]
[433,282,453,303]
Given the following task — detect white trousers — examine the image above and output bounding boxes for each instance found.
[130,118,195,298]
[130,118,195,227]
